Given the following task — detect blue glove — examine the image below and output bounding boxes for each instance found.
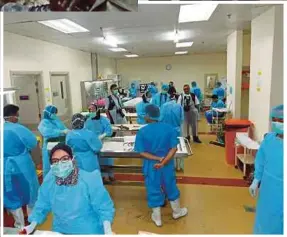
[249,179,259,198]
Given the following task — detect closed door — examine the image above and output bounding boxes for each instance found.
[50,74,69,117]
[12,74,41,125]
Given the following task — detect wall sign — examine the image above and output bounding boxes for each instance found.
[256,70,262,92]
[19,95,29,100]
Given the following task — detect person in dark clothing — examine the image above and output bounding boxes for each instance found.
[168,81,177,97]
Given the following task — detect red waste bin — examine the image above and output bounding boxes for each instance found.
[225,119,252,165]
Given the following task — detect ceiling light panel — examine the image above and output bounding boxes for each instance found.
[125,54,139,58]
[109,48,127,52]
[175,51,188,55]
[176,42,194,48]
[38,19,89,34]
[178,4,218,23]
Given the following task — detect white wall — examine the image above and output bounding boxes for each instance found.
[4,32,92,114]
[249,6,283,140]
[97,54,117,78]
[227,30,243,118]
[117,53,227,92]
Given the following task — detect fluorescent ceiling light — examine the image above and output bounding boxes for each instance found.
[125,54,139,58]
[176,42,194,48]
[175,51,188,55]
[38,19,89,34]
[103,36,118,48]
[178,4,218,23]
[109,48,127,52]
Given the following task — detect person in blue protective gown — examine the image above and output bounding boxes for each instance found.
[136,91,152,124]
[160,96,185,171]
[151,84,171,109]
[212,82,225,100]
[134,104,188,227]
[85,103,115,183]
[190,81,203,103]
[147,82,158,99]
[249,104,283,234]
[129,82,137,98]
[38,105,69,178]
[205,95,226,124]
[66,113,102,173]
[22,143,115,235]
[3,104,40,229]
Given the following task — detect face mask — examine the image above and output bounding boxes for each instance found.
[50,114,57,120]
[89,112,97,118]
[162,90,168,94]
[113,90,119,96]
[51,160,74,179]
[271,122,284,135]
[146,98,151,102]
[4,116,20,123]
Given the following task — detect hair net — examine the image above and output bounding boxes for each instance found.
[145,104,160,121]
[50,143,73,161]
[161,84,169,91]
[43,105,57,119]
[191,81,197,87]
[71,113,86,129]
[271,104,284,120]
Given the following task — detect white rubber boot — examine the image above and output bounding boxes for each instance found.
[170,199,188,219]
[151,207,162,227]
[9,208,25,229]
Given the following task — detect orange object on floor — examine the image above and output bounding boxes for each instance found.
[225,119,252,165]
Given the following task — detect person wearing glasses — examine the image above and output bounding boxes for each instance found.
[22,143,115,235]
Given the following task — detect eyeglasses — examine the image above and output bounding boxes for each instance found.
[51,155,72,164]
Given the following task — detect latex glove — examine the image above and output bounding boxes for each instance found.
[20,222,37,235]
[99,133,107,140]
[103,220,113,235]
[249,179,260,198]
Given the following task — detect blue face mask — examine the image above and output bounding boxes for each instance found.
[271,122,284,135]
[50,114,58,120]
[51,160,74,179]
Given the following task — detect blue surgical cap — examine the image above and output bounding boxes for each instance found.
[43,105,57,119]
[271,104,284,120]
[191,81,197,87]
[145,104,160,121]
[161,84,169,91]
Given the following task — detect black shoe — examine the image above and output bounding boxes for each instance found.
[186,136,191,141]
[193,136,202,143]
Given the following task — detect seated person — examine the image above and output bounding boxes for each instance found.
[205,95,226,124]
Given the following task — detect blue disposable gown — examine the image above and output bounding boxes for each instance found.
[129,87,137,98]
[253,133,283,234]
[212,87,225,100]
[85,116,114,177]
[66,128,102,172]
[191,87,202,102]
[148,85,158,98]
[151,93,170,109]
[4,122,39,210]
[205,100,226,124]
[38,118,67,177]
[160,100,184,136]
[136,101,150,124]
[134,122,180,208]
[28,170,115,235]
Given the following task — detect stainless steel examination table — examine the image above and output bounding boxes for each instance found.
[47,136,192,175]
